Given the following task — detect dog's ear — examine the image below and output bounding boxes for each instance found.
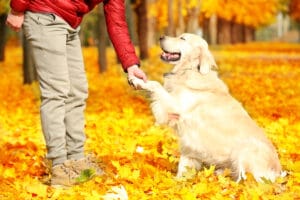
[199,48,217,75]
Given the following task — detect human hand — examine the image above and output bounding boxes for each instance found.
[127,65,147,89]
[6,10,24,32]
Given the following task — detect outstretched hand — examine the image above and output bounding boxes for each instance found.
[127,65,147,89]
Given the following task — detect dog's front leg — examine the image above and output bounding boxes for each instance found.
[146,81,181,125]
[129,77,180,125]
[177,155,202,177]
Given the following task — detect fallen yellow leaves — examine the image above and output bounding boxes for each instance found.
[0,43,300,199]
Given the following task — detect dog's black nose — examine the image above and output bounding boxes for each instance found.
[159,36,165,41]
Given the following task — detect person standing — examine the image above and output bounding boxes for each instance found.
[6,0,147,188]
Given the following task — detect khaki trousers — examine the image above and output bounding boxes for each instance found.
[23,11,88,166]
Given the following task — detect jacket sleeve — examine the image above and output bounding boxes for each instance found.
[10,0,30,12]
[103,0,140,72]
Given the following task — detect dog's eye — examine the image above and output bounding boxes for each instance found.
[180,37,186,40]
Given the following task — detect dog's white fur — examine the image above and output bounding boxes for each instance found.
[130,33,284,182]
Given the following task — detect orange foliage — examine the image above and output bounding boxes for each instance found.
[289,0,300,21]
[201,0,279,27]
[150,0,200,31]
[151,0,281,31]
[0,43,300,199]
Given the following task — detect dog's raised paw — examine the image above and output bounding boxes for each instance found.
[128,76,161,92]
[128,76,146,89]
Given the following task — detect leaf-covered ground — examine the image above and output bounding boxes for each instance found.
[0,43,299,199]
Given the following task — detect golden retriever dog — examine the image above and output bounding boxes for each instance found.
[129,33,285,182]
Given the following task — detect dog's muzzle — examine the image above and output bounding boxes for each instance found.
[161,51,181,62]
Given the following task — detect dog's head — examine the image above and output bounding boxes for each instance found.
[159,33,216,74]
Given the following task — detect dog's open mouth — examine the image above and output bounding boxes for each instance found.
[161,50,181,62]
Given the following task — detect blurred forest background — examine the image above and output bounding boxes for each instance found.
[0,0,299,83]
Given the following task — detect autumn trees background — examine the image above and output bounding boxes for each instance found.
[1,1,300,198]
[0,0,300,82]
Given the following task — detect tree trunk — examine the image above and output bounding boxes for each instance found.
[244,25,255,42]
[135,0,148,59]
[96,4,107,72]
[23,33,37,84]
[231,22,244,43]
[217,18,232,44]
[208,14,217,45]
[176,0,185,35]
[0,14,7,61]
[147,0,156,48]
[298,27,300,43]
[126,0,137,44]
[186,6,200,33]
[202,17,209,42]
[167,0,174,36]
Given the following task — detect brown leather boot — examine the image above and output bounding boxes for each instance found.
[50,160,78,188]
[72,155,104,176]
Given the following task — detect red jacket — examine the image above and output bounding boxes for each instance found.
[10,0,140,71]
